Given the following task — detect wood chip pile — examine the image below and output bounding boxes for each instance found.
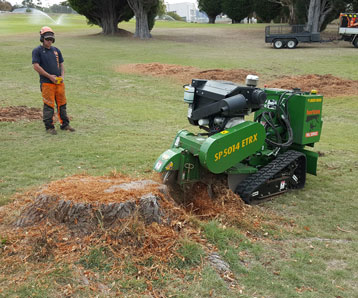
[116,63,358,97]
[0,173,259,295]
[0,106,42,122]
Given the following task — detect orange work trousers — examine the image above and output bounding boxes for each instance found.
[41,82,70,129]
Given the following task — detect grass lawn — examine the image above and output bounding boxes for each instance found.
[0,13,357,297]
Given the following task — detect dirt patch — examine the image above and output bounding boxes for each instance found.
[0,173,282,295]
[266,74,358,98]
[0,173,250,260]
[116,62,258,85]
[116,63,358,97]
[0,105,42,122]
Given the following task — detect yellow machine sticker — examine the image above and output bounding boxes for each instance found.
[165,161,174,170]
[307,98,322,103]
[214,133,258,162]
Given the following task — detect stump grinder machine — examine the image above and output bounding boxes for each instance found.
[153,76,323,203]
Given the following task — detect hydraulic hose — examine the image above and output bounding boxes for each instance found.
[256,91,295,148]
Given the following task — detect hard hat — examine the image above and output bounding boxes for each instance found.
[40,26,54,35]
[40,26,55,43]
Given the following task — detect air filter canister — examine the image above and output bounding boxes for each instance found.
[245,75,259,87]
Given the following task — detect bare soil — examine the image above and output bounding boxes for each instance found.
[0,105,42,122]
[116,63,258,85]
[116,63,358,97]
[267,74,358,98]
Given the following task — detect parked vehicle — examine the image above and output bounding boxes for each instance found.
[265,25,320,49]
[265,13,358,49]
[339,13,358,48]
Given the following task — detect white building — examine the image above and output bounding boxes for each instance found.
[165,2,197,22]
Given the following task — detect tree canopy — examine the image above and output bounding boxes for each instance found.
[68,0,158,38]
[0,0,12,11]
[351,0,358,10]
[68,0,134,35]
[63,0,358,37]
[268,0,297,23]
[222,0,252,23]
[253,0,282,23]
[260,0,357,31]
[198,0,222,24]
[156,0,165,17]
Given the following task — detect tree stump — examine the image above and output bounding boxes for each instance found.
[15,191,165,235]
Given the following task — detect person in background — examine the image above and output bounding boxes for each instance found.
[32,26,75,135]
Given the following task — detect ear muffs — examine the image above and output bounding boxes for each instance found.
[40,29,55,43]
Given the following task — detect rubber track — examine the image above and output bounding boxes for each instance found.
[235,150,305,201]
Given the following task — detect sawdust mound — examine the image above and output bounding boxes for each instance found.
[0,105,42,122]
[267,74,358,98]
[0,174,265,295]
[117,63,357,98]
[185,182,246,222]
[116,63,258,84]
[0,174,248,266]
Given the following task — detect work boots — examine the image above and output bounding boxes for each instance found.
[62,125,75,132]
[46,128,57,135]
[46,126,75,134]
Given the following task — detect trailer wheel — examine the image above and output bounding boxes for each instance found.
[287,39,297,49]
[353,37,358,48]
[273,39,284,49]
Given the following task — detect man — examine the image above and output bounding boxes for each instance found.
[32,26,75,135]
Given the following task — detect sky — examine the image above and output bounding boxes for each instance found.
[8,0,196,7]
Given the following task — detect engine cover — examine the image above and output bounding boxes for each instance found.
[199,121,265,174]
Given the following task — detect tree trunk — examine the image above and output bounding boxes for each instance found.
[101,15,118,35]
[306,0,333,33]
[98,0,120,35]
[288,2,295,24]
[136,7,151,39]
[307,0,319,32]
[15,192,165,235]
[208,15,216,24]
[317,0,333,30]
[127,0,151,39]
